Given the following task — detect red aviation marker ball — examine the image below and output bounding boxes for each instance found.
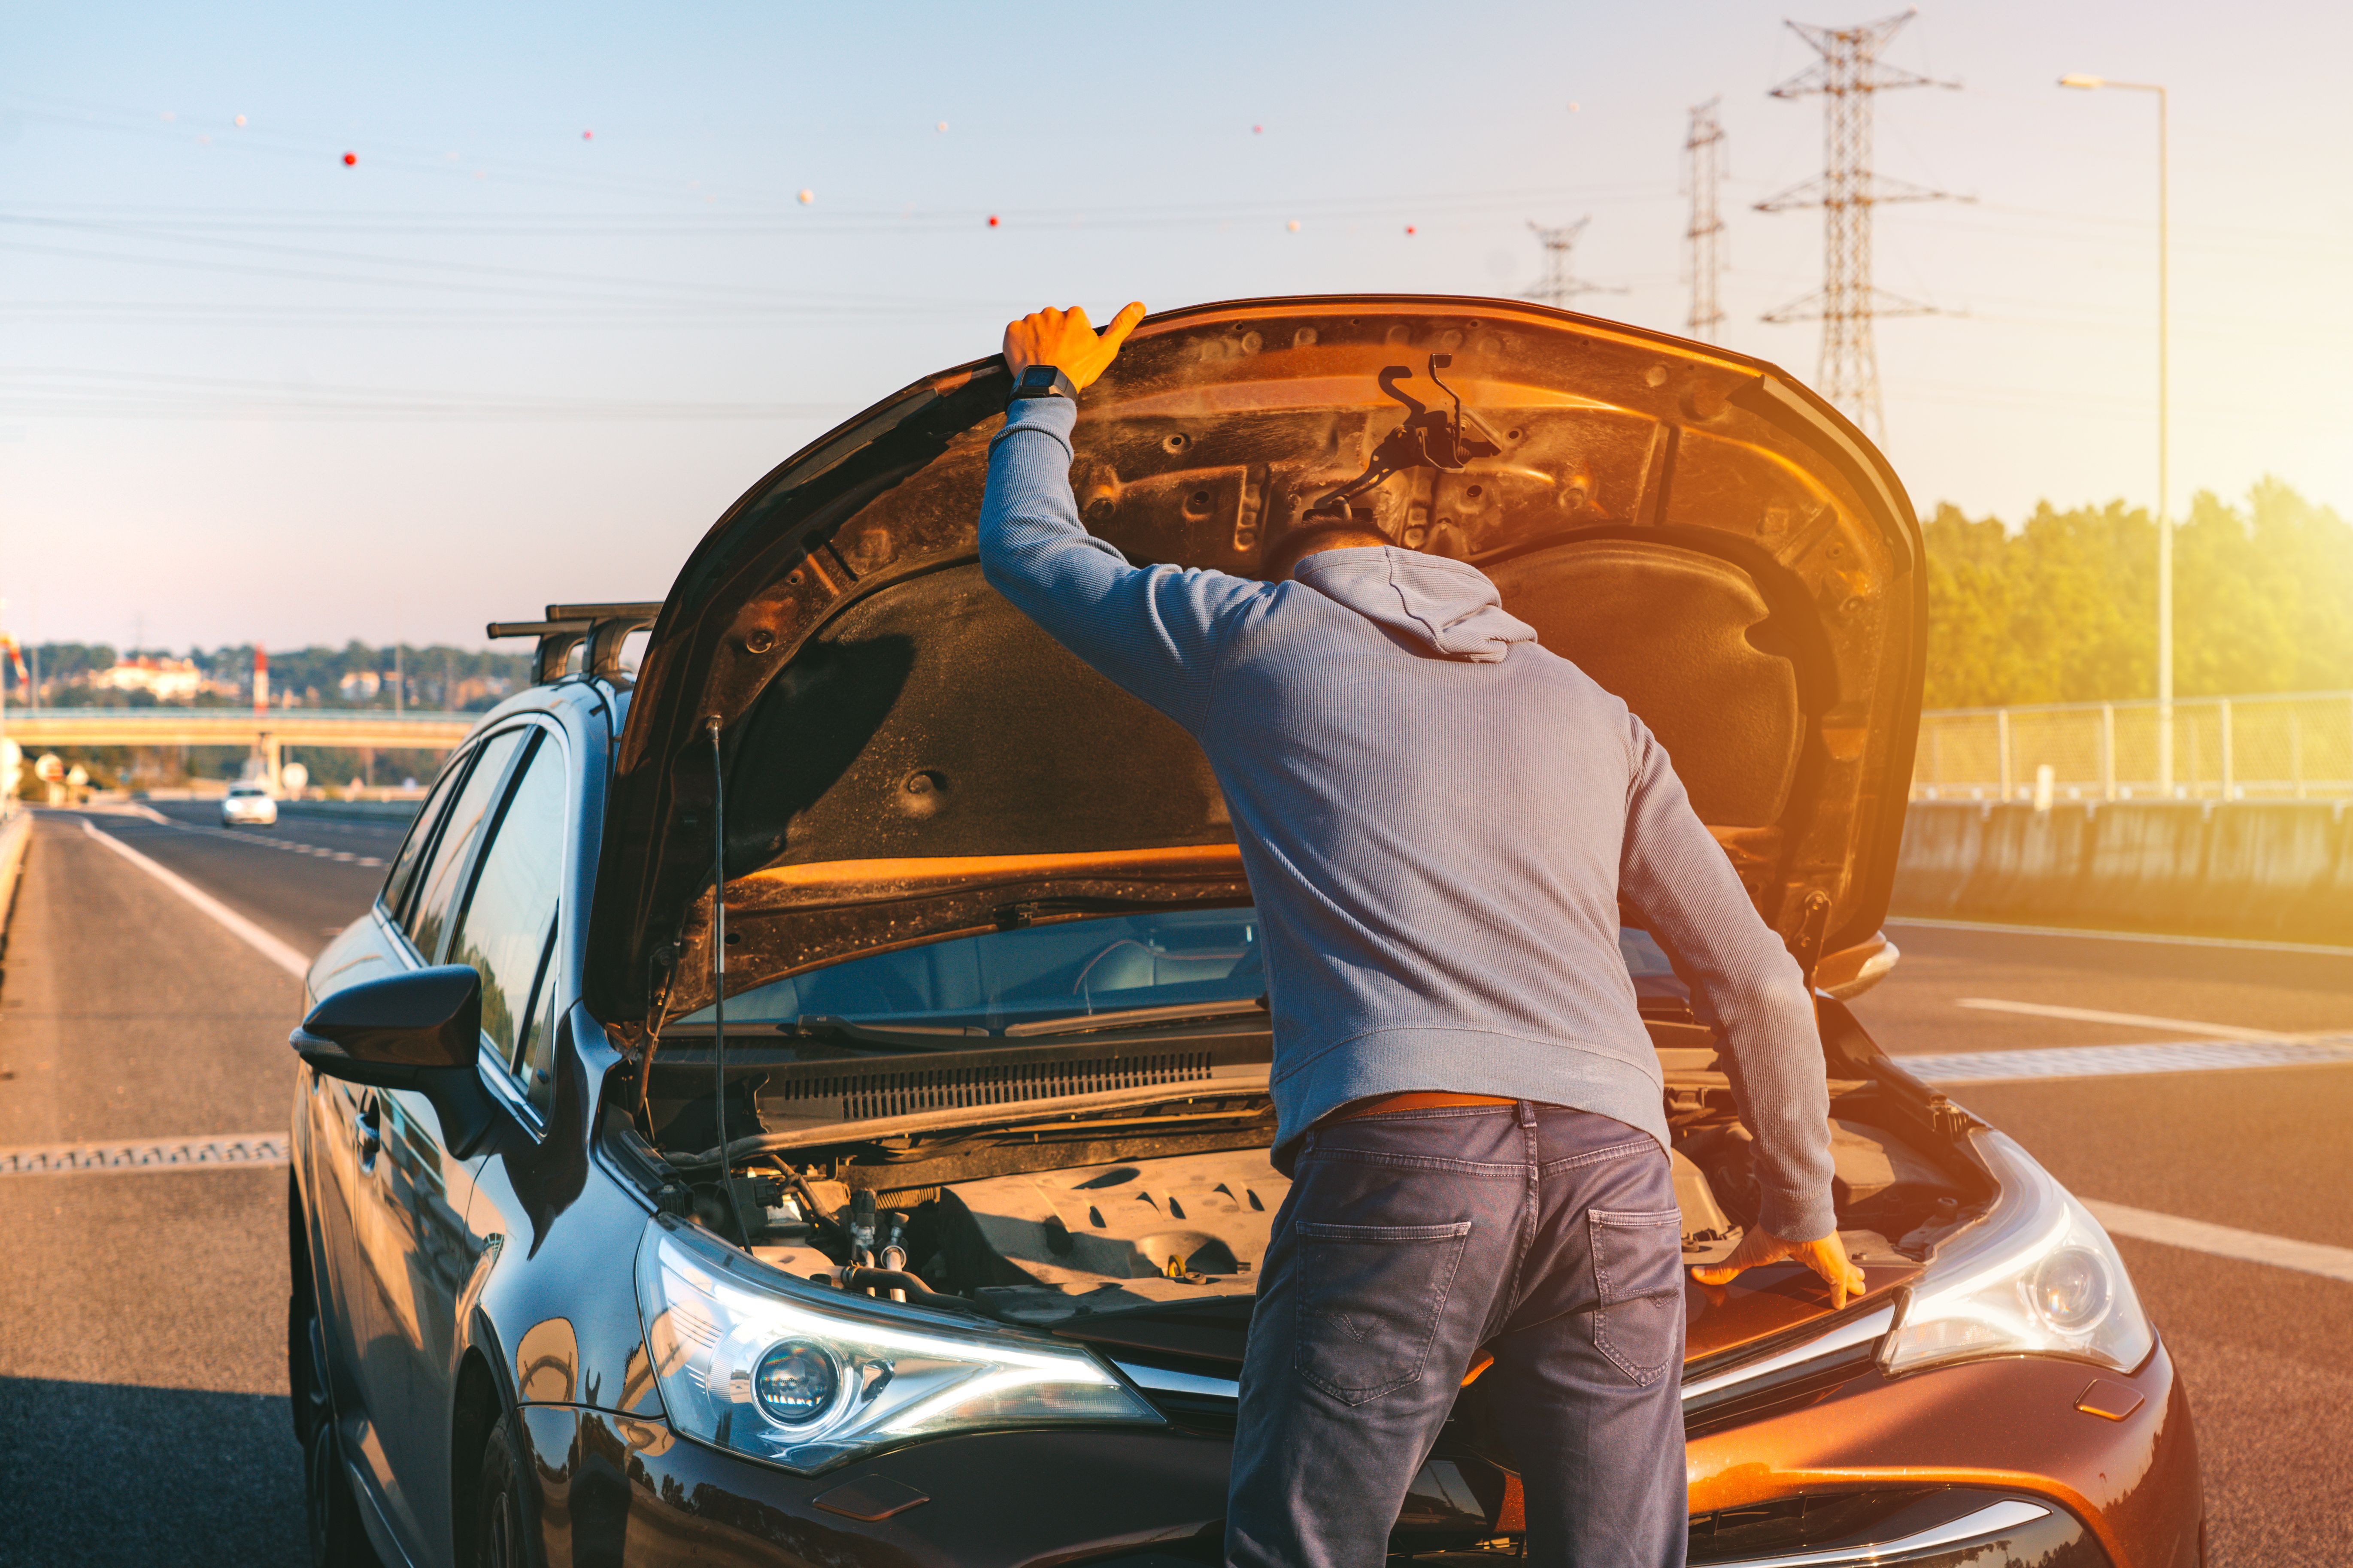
[582,130,593,140]
[987,215,999,227]
[1405,224,1416,235]
[342,152,357,166]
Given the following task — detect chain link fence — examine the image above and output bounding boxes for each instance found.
[1912,691,2353,803]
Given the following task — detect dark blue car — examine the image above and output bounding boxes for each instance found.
[287,297,2201,1568]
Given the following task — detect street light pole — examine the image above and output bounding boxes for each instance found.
[2060,74,2170,790]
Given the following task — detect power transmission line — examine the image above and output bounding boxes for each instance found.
[1685,99,1728,342]
[1522,218,1625,310]
[1757,9,1959,438]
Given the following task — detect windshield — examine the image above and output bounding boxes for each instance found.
[686,908,1263,1032]
[685,910,1692,1033]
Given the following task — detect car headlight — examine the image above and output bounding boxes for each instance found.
[634,1215,1162,1472]
[1882,1131,2154,1377]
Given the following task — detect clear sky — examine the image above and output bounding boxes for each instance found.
[2,0,2346,649]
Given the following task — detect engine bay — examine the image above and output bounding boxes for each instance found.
[644,1011,1983,1361]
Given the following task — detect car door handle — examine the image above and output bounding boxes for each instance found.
[356,1092,382,1166]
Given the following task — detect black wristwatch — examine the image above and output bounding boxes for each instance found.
[1007,363,1079,405]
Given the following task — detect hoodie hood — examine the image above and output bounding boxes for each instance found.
[1292,546,1538,663]
[591,296,1927,1026]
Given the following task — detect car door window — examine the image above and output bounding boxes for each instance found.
[379,752,475,923]
[446,734,567,1081]
[404,728,528,961]
[514,927,563,1113]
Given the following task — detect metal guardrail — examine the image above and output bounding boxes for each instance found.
[1913,690,2353,803]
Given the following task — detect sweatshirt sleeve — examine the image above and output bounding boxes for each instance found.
[1618,714,1838,1242]
[978,397,1264,731]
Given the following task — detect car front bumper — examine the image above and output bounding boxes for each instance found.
[1684,1334,2200,1568]
[506,1333,2196,1568]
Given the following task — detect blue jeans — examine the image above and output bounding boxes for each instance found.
[1227,1101,1687,1568]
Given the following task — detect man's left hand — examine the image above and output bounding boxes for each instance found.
[1003,302,1146,392]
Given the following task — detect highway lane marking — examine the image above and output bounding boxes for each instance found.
[116,815,385,867]
[2084,1200,2353,1284]
[1899,1037,2353,1083]
[0,1132,289,1176]
[1954,997,2304,1043]
[78,818,312,981]
[1887,916,2353,960]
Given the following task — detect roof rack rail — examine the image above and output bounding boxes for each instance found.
[488,601,661,685]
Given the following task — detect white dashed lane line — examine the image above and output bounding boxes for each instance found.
[0,1132,290,1176]
[129,817,385,867]
[1899,1037,2353,1083]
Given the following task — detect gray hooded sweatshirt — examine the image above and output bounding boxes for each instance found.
[980,397,1835,1241]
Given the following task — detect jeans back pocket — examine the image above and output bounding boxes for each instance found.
[1293,1220,1474,1405]
[1587,1207,1684,1386]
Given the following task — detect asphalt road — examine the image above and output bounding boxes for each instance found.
[1859,920,2353,1568]
[0,809,2344,1565]
[0,805,404,1568]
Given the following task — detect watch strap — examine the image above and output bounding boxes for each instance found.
[1008,364,1079,403]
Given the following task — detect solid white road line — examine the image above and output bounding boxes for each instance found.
[2084,1200,2353,1284]
[1903,1037,2353,1084]
[1955,997,2298,1043]
[1886,915,2353,960]
[78,817,311,981]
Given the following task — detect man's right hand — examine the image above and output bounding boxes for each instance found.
[1692,1226,1868,1310]
[1003,302,1146,392]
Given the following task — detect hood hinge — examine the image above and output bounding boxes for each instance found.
[1785,890,1834,990]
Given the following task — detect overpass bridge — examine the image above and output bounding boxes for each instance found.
[0,708,476,787]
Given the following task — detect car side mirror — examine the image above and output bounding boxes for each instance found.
[291,966,502,1155]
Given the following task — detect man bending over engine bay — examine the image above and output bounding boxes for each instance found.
[978,303,1861,1568]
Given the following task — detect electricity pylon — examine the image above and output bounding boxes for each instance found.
[1522,218,1625,311]
[1758,9,1958,437]
[1685,100,1728,342]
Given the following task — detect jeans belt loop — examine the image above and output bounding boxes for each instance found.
[1517,1099,1537,1129]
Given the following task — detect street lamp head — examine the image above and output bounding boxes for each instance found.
[2057,73,2106,89]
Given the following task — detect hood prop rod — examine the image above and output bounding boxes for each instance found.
[707,716,755,1247]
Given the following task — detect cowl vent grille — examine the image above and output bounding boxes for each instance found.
[774,1051,1217,1125]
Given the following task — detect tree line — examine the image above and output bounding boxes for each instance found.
[9,641,531,711]
[1922,477,2353,710]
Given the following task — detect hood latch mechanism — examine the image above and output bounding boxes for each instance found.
[1308,354,1504,521]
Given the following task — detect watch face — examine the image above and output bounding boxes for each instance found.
[1023,366,1057,389]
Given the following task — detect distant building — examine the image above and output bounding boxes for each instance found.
[338,670,383,700]
[88,656,209,702]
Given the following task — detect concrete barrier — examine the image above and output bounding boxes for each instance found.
[0,807,33,981]
[2077,805,2210,929]
[1893,799,2353,945]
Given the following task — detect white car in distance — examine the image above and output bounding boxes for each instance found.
[221,783,278,827]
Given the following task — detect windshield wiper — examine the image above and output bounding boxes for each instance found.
[1002,998,1269,1038]
[774,1016,989,1053]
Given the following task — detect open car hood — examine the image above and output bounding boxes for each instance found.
[588,297,1925,1025]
